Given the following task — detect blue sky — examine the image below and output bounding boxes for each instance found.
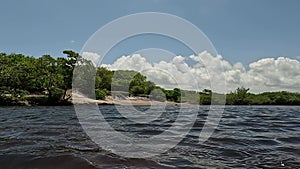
[1,0,300,65]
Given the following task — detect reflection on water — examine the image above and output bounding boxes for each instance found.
[0,106,299,168]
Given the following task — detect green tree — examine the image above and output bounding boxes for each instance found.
[96,67,113,91]
[199,89,212,105]
[228,87,250,105]
[172,88,181,102]
[130,86,145,96]
[95,89,108,100]
[59,50,88,100]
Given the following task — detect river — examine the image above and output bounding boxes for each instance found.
[0,106,299,168]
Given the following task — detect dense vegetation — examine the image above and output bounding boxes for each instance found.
[0,51,82,105]
[200,87,300,105]
[0,51,299,105]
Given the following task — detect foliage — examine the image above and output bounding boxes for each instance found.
[199,92,211,105]
[0,51,83,105]
[11,89,30,99]
[0,51,299,105]
[130,85,145,96]
[95,89,108,100]
[96,67,113,91]
[48,87,65,103]
[108,70,155,96]
[163,88,182,103]
[226,87,250,105]
[149,89,166,101]
[226,89,300,105]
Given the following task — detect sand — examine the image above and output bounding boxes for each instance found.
[72,93,179,106]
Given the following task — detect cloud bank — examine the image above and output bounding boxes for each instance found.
[87,51,300,93]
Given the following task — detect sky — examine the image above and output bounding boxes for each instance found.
[1,0,300,92]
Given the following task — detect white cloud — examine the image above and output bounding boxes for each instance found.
[82,52,101,66]
[107,54,152,72]
[99,51,300,93]
[244,57,300,92]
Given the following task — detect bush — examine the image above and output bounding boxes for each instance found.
[11,89,30,99]
[200,93,211,105]
[130,86,145,96]
[48,87,64,103]
[0,95,14,105]
[95,89,108,100]
[150,89,166,101]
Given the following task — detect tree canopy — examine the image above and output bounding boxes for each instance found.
[0,51,299,105]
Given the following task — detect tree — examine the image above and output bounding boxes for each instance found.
[130,86,145,96]
[149,88,166,101]
[37,55,64,93]
[144,81,156,95]
[227,87,250,105]
[96,67,113,91]
[95,89,108,100]
[60,50,90,100]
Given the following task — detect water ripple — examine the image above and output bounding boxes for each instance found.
[0,106,299,168]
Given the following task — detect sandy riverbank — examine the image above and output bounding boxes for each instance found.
[72,93,179,106]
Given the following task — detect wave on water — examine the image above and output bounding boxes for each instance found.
[0,106,300,168]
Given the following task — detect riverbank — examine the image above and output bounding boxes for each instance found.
[72,94,180,106]
[1,93,180,106]
[1,93,300,106]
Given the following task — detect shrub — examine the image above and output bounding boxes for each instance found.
[95,89,108,100]
[48,87,64,103]
[130,86,145,96]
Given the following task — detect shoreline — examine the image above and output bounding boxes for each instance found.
[73,94,181,106]
[1,93,300,106]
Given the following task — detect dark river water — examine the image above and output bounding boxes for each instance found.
[0,105,299,169]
